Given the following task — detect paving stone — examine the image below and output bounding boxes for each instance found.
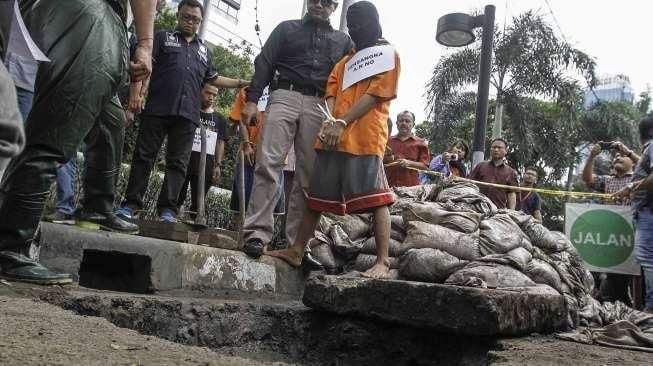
[303,275,567,336]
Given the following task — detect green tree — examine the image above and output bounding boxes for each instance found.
[123,7,254,191]
[211,41,254,190]
[154,6,177,31]
[582,101,642,150]
[636,88,651,115]
[424,11,595,180]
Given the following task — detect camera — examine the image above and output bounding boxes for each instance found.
[598,141,616,150]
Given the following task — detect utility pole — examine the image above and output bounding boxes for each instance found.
[338,0,358,32]
[471,5,495,167]
[199,0,212,39]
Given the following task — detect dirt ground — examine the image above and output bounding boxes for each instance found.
[0,283,287,366]
[0,281,651,365]
[491,336,652,365]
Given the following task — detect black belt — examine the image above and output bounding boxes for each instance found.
[272,79,324,98]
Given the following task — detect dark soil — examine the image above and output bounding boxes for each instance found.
[1,281,650,366]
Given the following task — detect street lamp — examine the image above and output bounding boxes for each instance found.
[436,5,495,168]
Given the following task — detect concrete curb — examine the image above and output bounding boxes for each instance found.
[37,222,304,297]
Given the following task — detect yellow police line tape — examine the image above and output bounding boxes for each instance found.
[384,163,616,200]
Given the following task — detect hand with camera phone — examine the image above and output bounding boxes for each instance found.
[589,143,602,157]
[443,152,458,162]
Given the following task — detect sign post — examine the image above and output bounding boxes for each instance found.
[565,203,640,275]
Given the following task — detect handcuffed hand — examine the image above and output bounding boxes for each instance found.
[318,121,345,149]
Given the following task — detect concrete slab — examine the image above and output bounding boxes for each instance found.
[303,275,567,336]
[37,222,303,297]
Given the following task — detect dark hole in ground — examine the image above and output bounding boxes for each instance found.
[79,250,152,294]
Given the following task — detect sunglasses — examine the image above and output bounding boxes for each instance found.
[180,13,202,25]
[310,0,338,7]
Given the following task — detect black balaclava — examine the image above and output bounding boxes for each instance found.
[346,1,382,50]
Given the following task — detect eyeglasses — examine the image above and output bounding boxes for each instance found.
[180,13,202,25]
[309,0,338,7]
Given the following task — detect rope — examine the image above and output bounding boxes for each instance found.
[384,164,616,200]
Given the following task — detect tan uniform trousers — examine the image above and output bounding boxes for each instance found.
[243,89,323,244]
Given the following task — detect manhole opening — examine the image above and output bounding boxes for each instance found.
[79,250,152,294]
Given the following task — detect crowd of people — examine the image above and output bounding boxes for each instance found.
[0,0,651,311]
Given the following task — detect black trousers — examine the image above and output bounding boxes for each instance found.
[123,115,196,214]
[0,0,127,252]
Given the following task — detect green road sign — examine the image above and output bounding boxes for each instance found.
[565,203,640,275]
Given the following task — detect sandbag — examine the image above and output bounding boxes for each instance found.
[399,248,468,283]
[445,262,536,288]
[502,209,536,228]
[550,250,595,296]
[478,247,533,271]
[390,215,405,233]
[524,222,568,253]
[390,197,414,215]
[308,239,337,272]
[436,182,480,200]
[600,301,653,330]
[402,202,481,233]
[360,237,404,257]
[324,213,371,241]
[403,221,481,260]
[347,254,400,272]
[393,184,439,201]
[330,225,364,259]
[524,258,563,292]
[479,214,525,255]
[436,183,497,216]
[520,235,534,253]
[390,229,406,242]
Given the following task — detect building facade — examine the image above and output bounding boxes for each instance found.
[168,0,262,53]
[584,74,635,108]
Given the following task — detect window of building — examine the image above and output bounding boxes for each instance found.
[212,0,240,23]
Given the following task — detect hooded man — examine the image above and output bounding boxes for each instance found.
[238,0,353,258]
[266,1,400,279]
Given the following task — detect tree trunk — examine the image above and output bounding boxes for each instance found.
[566,161,575,191]
[492,102,504,138]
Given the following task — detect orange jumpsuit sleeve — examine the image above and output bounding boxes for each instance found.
[365,53,401,101]
[365,53,401,102]
[229,87,248,123]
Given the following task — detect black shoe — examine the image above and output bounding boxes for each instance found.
[45,211,76,225]
[0,251,72,285]
[243,238,265,259]
[76,210,139,234]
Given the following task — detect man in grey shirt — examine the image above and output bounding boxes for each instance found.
[614,115,653,312]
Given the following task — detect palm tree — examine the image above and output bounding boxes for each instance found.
[425,11,597,172]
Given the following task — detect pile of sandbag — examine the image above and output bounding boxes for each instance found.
[305,179,652,339]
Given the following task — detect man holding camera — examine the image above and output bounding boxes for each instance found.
[583,141,639,200]
[582,140,639,305]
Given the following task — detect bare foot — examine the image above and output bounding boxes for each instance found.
[361,262,390,279]
[264,248,303,267]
